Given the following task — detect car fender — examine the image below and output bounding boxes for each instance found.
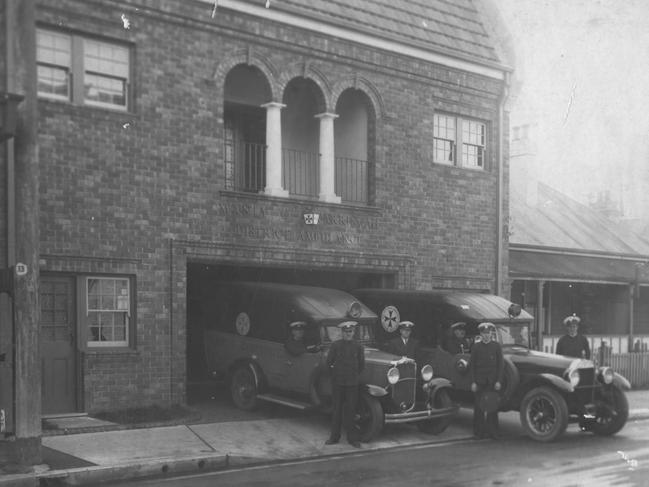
[230,359,265,391]
[424,377,452,395]
[537,373,573,393]
[364,384,389,397]
[612,372,631,390]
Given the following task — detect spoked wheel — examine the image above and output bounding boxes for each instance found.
[520,386,568,442]
[230,366,258,411]
[588,385,629,436]
[354,394,384,442]
[417,388,454,434]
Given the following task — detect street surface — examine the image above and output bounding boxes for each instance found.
[102,411,649,487]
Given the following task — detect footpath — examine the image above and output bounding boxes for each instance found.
[3,389,649,487]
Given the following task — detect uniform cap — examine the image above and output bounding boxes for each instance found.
[563,314,581,326]
[398,320,415,329]
[289,321,307,329]
[451,321,466,330]
[478,322,496,332]
[338,321,358,330]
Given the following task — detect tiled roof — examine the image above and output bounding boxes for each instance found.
[241,0,500,64]
[510,182,649,257]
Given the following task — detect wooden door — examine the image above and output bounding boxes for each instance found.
[40,276,78,414]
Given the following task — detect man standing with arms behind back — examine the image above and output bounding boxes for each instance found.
[325,321,365,448]
[469,322,504,440]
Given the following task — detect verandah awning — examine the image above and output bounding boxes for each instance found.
[509,249,649,284]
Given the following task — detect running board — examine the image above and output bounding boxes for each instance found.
[257,394,311,410]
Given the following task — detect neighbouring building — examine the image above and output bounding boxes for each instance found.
[509,125,649,357]
[1,0,511,466]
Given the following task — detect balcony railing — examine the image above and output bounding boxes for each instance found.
[335,156,368,205]
[231,142,368,204]
[282,148,319,198]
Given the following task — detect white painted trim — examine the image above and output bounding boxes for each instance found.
[204,0,506,80]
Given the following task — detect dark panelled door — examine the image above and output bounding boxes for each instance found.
[40,276,77,414]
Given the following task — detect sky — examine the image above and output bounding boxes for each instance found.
[493,0,649,222]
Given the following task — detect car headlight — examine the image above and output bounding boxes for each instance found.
[387,366,400,385]
[568,368,580,387]
[599,367,614,384]
[421,364,433,382]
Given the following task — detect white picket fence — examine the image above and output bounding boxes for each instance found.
[542,335,649,388]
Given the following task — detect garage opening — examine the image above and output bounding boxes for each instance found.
[186,262,395,405]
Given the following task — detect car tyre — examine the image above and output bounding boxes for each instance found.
[589,385,629,436]
[354,393,384,442]
[230,365,258,411]
[520,386,568,442]
[417,388,454,434]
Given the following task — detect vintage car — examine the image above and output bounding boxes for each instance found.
[351,288,631,442]
[201,282,458,441]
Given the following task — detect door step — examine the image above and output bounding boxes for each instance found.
[257,394,312,410]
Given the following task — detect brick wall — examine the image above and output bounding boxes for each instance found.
[34,0,508,411]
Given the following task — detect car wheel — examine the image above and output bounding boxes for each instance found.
[417,388,454,434]
[589,385,629,436]
[520,386,568,442]
[354,394,384,442]
[230,366,258,411]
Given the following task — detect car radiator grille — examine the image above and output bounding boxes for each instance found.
[391,362,416,411]
[579,368,595,386]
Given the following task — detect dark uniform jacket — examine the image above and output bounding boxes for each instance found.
[469,340,504,386]
[326,339,365,386]
[556,334,591,359]
[285,337,307,356]
[445,335,472,355]
[385,337,419,360]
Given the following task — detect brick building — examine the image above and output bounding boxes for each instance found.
[1,0,510,465]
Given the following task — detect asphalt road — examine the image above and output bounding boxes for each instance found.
[102,412,649,487]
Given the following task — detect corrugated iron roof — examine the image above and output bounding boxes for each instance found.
[510,182,649,256]
[239,0,501,64]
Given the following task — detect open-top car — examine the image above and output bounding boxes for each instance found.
[200,282,458,441]
[351,288,631,442]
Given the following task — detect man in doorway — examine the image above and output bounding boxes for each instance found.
[325,321,365,448]
[284,320,319,355]
[556,314,590,359]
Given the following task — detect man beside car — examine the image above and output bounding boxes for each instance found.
[556,314,590,359]
[445,321,472,354]
[469,322,504,440]
[325,321,365,448]
[385,320,419,359]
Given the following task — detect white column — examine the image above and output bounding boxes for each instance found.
[315,112,341,203]
[261,102,288,197]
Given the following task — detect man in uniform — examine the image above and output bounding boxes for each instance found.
[285,321,320,356]
[325,321,365,448]
[385,321,419,359]
[556,314,590,359]
[469,322,504,439]
[445,321,472,354]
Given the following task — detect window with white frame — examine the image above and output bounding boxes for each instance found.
[37,28,130,110]
[86,277,130,347]
[433,114,486,169]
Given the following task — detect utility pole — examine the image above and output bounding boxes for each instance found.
[0,0,41,470]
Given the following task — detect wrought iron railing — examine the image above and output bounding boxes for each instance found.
[335,156,368,204]
[231,143,369,205]
[282,148,319,198]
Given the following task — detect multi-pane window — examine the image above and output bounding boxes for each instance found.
[86,277,130,347]
[36,30,72,100]
[37,28,130,110]
[433,114,486,169]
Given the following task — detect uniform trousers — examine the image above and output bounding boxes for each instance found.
[473,383,499,438]
[329,384,359,442]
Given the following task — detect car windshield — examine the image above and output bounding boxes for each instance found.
[495,323,530,348]
[322,323,374,346]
